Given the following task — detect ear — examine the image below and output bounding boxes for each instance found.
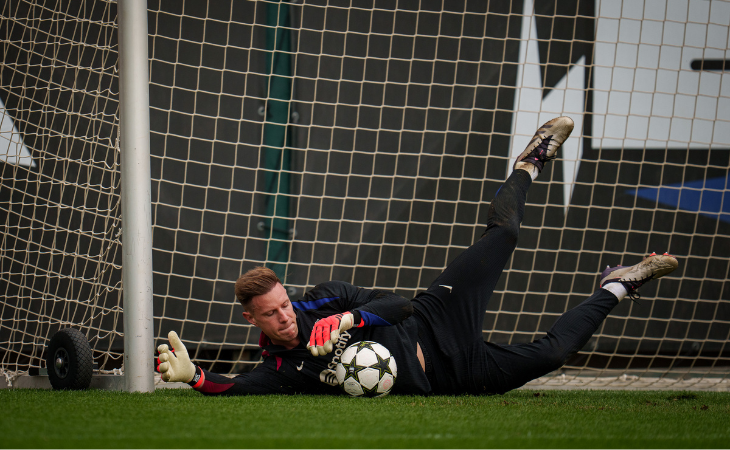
[242,311,256,327]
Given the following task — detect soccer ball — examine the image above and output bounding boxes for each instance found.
[335,341,397,397]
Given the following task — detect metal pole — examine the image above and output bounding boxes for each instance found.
[262,1,293,281]
[117,0,154,393]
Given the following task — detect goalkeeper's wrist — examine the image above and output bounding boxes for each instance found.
[350,311,365,328]
[187,365,204,388]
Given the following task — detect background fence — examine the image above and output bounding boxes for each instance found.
[1,0,728,389]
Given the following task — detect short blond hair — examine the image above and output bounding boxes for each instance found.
[234,267,281,311]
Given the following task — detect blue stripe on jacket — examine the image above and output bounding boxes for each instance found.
[292,296,339,311]
[360,310,391,326]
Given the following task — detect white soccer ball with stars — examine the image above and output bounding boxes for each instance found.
[335,341,397,397]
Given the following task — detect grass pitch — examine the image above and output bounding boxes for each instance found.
[1,388,729,448]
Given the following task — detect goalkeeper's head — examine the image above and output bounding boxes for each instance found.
[236,267,299,348]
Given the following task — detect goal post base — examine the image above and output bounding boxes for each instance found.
[0,373,191,390]
[523,373,730,392]
[1,374,125,391]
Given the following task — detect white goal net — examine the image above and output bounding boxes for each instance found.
[1,0,728,390]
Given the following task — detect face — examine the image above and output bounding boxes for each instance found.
[242,283,299,348]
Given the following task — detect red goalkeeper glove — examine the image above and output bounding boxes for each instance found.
[307,312,356,356]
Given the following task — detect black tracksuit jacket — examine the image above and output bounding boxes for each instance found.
[188,280,432,395]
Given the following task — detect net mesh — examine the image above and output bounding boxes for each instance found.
[1,0,728,390]
[0,0,124,377]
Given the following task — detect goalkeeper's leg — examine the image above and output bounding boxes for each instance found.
[412,117,575,348]
[479,288,619,393]
[478,253,679,394]
[412,168,532,350]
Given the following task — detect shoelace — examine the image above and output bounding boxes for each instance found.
[621,275,653,302]
[532,135,557,163]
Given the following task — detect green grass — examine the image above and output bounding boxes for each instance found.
[1,389,729,448]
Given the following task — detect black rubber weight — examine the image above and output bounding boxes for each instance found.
[46,328,93,390]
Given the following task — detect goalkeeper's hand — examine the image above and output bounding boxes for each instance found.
[307,312,355,356]
[157,330,196,383]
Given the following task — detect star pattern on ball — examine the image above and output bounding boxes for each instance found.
[358,341,375,351]
[372,352,391,379]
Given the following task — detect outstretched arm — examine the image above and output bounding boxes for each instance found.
[180,365,306,396]
[157,330,307,395]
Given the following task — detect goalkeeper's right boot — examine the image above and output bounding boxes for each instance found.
[514,116,575,179]
[600,253,679,301]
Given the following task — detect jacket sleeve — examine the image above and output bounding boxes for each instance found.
[187,356,326,396]
[309,281,413,327]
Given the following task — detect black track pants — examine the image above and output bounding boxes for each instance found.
[412,170,619,394]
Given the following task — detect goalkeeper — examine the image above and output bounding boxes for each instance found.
[157,117,679,395]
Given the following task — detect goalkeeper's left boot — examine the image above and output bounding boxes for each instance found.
[600,252,678,301]
[514,116,574,179]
